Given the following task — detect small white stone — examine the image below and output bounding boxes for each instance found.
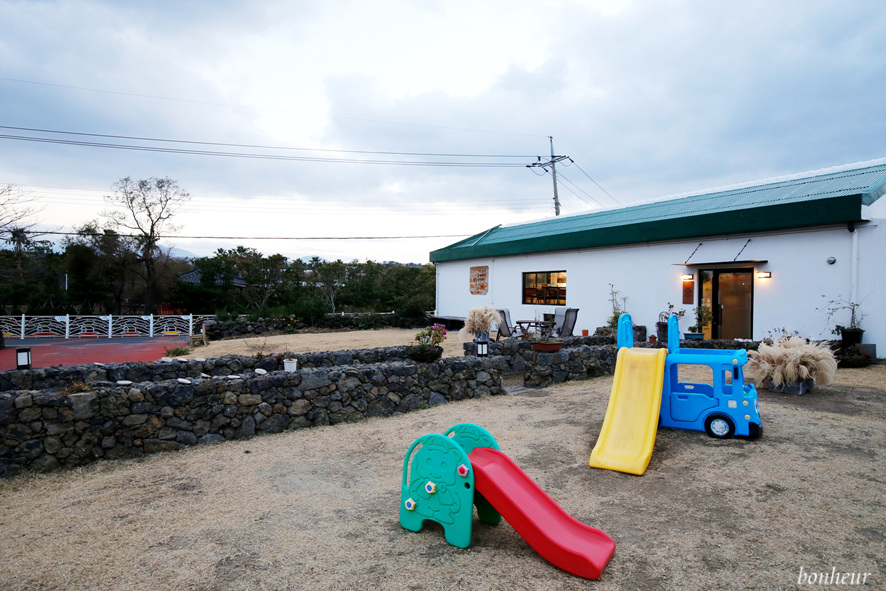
[177,378,192,385]
[159,357,172,362]
[226,375,240,380]
[194,358,205,362]
[116,380,132,386]
[175,357,187,362]
[94,362,104,366]
[254,368,268,375]
[200,373,211,378]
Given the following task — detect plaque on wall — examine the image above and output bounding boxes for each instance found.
[469,266,489,295]
[682,280,694,304]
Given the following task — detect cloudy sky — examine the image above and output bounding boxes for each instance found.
[1,0,884,263]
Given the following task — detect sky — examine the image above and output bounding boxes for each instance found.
[1,0,884,264]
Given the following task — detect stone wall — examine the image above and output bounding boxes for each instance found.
[462,335,615,370]
[0,347,421,393]
[523,345,618,388]
[0,337,763,477]
[0,356,508,477]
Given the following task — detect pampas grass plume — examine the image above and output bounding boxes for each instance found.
[747,336,837,388]
[458,306,502,342]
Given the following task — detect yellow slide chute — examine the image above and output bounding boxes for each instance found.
[589,347,667,476]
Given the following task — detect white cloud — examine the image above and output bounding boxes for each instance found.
[1,0,884,263]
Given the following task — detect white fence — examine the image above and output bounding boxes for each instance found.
[0,315,213,339]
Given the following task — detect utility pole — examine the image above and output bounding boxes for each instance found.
[527,136,569,216]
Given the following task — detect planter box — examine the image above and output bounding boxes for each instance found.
[405,346,443,363]
[684,333,704,340]
[531,341,563,353]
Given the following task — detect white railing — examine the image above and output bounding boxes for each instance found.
[1,314,213,339]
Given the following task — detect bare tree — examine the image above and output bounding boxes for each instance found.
[0,184,40,242]
[103,177,190,313]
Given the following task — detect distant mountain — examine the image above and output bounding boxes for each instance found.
[166,247,199,259]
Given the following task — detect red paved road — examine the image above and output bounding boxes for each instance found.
[0,337,189,371]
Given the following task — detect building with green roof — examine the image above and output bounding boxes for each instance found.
[431,159,886,346]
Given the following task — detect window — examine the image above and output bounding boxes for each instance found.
[522,271,566,305]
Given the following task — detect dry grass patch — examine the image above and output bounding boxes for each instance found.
[1,364,884,590]
[186,328,468,361]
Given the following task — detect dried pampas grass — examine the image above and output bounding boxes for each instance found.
[747,336,837,388]
[458,306,502,342]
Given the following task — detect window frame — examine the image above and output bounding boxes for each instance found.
[521,270,567,306]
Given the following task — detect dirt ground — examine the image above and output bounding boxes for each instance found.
[182,328,469,360]
[0,332,883,591]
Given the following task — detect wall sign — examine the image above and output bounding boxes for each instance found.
[682,279,694,304]
[469,266,489,295]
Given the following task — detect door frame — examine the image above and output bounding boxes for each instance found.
[699,267,755,340]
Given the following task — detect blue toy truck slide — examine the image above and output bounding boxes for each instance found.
[660,313,762,439]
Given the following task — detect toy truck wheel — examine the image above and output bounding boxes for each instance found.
[704,414,735,439]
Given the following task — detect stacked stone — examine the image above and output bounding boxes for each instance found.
[523,345,618,388]
[0,356,506,477]
[0,346,419,393]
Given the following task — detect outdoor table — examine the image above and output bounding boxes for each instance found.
[515,320,553,338]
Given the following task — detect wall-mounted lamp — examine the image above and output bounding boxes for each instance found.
[16,348,32,370]
[756,272,772,279]
[476,341,489,357]
[680,274,694,281]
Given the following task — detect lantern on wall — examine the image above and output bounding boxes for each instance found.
[474,332,490,357]
[16,348,32,370]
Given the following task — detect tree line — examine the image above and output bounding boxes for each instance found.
[0,178,435,323]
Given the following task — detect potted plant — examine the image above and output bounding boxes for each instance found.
[530,319,562,352]
[657,303,684,342]
[595,284,628,336]
[458,306,501,342]
[746,336,837,394]
[684,305,712,340]
[819,295,865,347]
[407,323,447,362]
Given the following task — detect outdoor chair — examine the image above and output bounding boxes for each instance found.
[495,308,518,341]
[555,308,579,337]
[552,308,566,334]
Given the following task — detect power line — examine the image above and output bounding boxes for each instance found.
[567,159,620,204]
[541,168,603,209]
[555,171,606,208]
[0,125,534,159]
[0,77,546,138]
[29,230,472,240]
[0,133,528,167]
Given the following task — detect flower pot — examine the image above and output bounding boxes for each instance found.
[649,335,657,343]
[405,345,443,363]
[582,329,589,337]
[283,359,298,372]
[684,333,704,340]
[840,328,864,347]
[531,341,562,353]
[766,378,815,395]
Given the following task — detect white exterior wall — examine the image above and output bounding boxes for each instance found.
[436,222,885,347]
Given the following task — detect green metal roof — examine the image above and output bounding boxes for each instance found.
[431,161,886,263]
